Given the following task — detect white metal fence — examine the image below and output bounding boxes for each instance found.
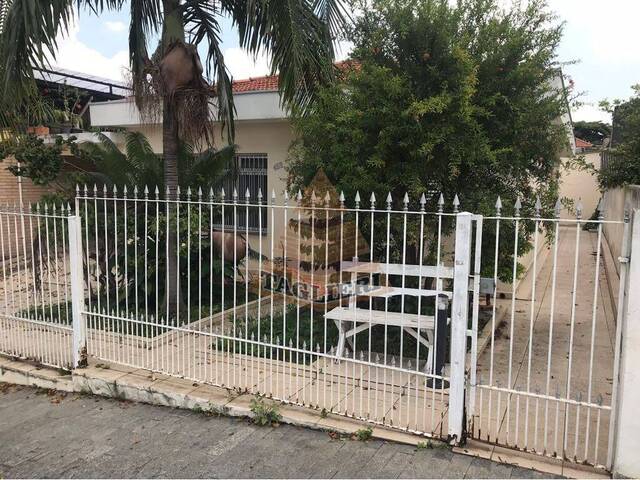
[0,185,636,472]
[0,203,74,369]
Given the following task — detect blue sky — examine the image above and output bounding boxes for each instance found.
[54,0,640,123]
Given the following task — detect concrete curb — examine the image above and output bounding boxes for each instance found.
[0,355,431,449]
[0,355,609,479]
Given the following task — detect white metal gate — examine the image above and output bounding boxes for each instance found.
[464,201,628,470]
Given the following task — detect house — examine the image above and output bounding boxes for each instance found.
[89,73,293,253]
[575,137,594,153]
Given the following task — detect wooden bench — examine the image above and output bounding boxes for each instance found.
[326,260,452,373]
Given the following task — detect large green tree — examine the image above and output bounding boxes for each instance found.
[287,0,569,278]
[598,85,640,189]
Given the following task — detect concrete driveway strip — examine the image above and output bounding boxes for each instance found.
[0,384,558,479]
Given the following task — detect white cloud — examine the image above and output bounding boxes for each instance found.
[222,47,271,80]
[105,21,126,33]
[549,0,640,66]
[572,103,612,124]
[51,19,128,81]
[220,41,354,80]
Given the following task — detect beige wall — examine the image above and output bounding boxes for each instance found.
[603,185,640,277]
[558,152,601,219]
[126,120,295,253]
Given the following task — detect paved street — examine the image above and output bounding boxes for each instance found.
[0,384,556,479]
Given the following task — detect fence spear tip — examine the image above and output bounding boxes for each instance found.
[75,184,79,193]
[419,193,426,205]
[370,191,376,203]
[113,184,118,194]
[534,196,542,216]
[93,184,98,193]
[220,187,225,198]
[386,192,392,204]
[296,189,302,201]
[438,193,444,206]
[197,186,202,197]
[272,189,277,199]
[257,188,263,199]
[355,191,361,203]
[324,191,331,203]
[495,196,502,210]
[403,192,409,204]
[245,187,251,199]
[339,191,345,203]
[514,196,521,208]
[232,187,238,198]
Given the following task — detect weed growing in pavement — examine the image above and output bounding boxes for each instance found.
[353,426,373,441]
[250,397,282,426]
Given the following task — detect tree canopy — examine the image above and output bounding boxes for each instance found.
[287,0,569,277]
[573,121,611,146]
[598,85,640,189]
[289,0,567,212]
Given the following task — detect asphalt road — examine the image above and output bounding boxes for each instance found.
[0,383,557,479]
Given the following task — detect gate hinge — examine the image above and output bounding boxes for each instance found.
[618,256,629,264]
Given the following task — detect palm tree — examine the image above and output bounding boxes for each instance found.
[0,0,346,317]
[0,0,347,189]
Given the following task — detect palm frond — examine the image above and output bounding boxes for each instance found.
[221,0,347,113]
[183,1,235,142]
[129,0,162,109]
[179,143,237,190]
[0,0,75,98]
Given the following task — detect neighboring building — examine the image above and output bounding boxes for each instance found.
[1,68,129,207]
[575,137,594,153]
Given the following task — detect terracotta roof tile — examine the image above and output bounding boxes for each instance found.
[575,137,593,148]
[230,61,360,93]
[232,75,279,93]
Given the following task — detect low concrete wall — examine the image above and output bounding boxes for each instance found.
[602,186,640,318]
[603,186,640,274]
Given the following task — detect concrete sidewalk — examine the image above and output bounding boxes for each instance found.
[0,384,556,479]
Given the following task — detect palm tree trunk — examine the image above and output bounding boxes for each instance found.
[163,96,180,318]
[162,0,183,319]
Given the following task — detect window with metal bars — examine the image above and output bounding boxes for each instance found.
[220,154,268,233]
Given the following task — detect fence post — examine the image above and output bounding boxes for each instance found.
[68,215,87,368]
[612,208,640,477]
[448,211,472,443]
